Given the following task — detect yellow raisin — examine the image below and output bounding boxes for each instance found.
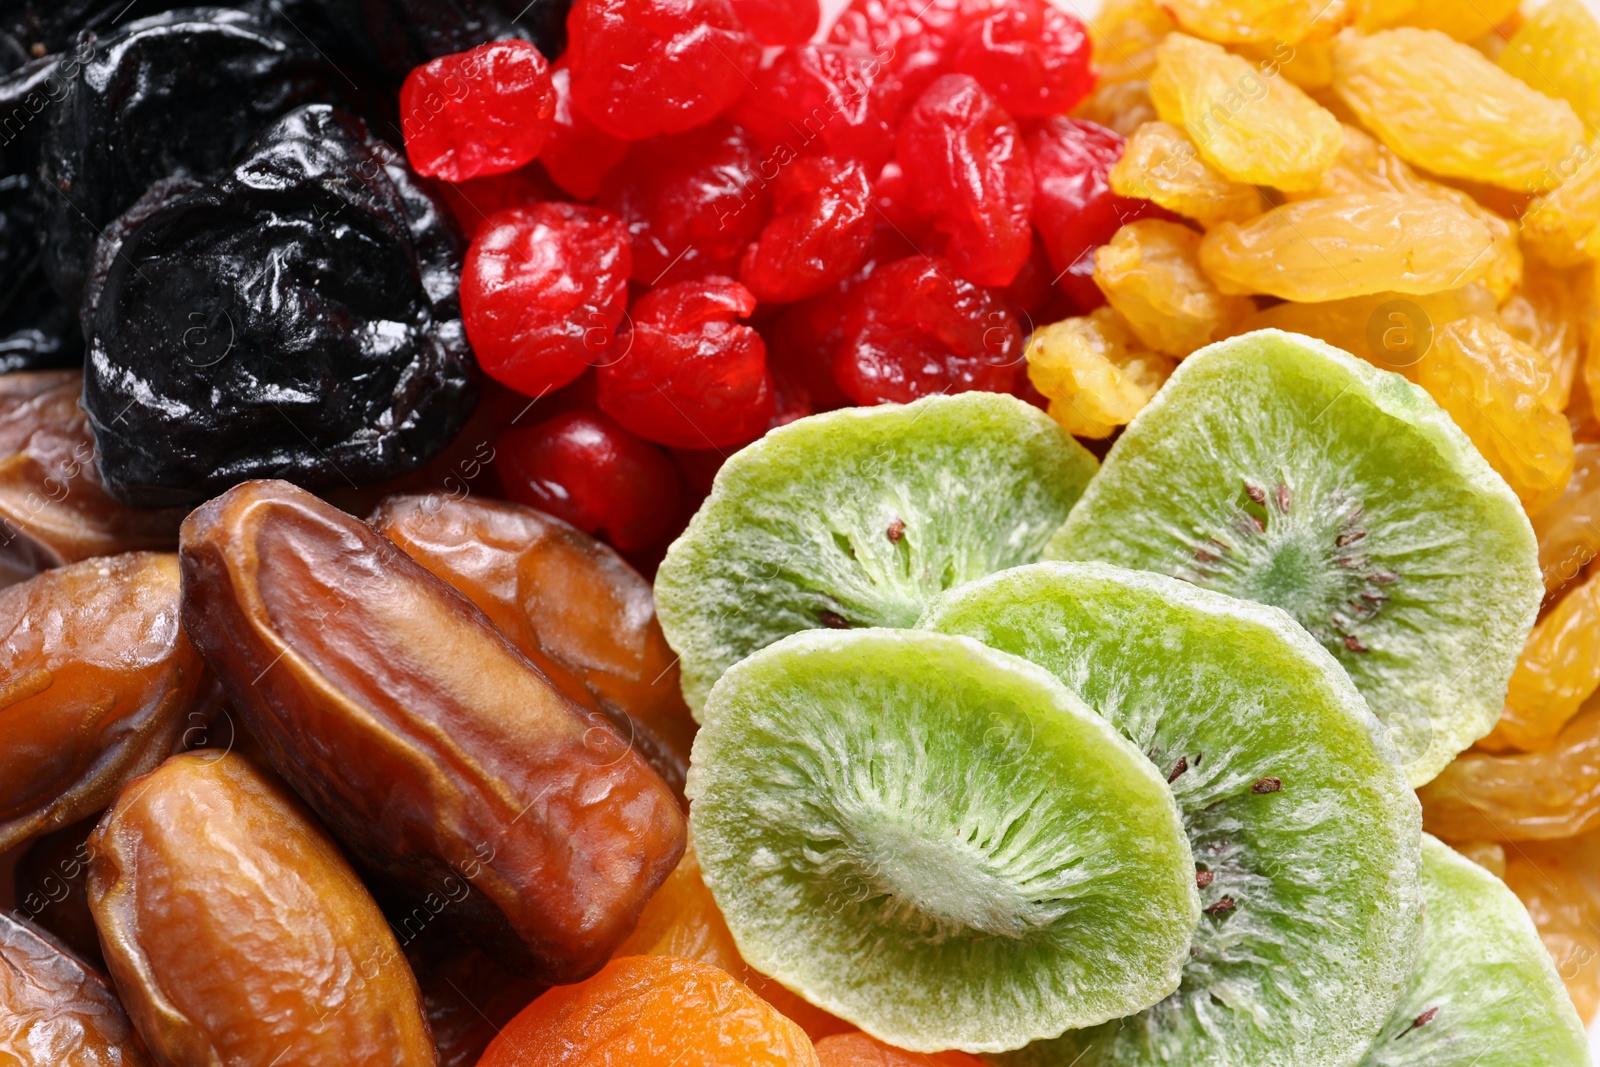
[1536,440,1600,601]
[1235,38,1335,91]
[1024,308,1175,439]
[1360,0,1522,42]
[1484,569,1600,752]
[1416,316,1575,516]
[1235,284,1498,381]
[1500,262,1592,409]
[1501,834,1600,1024]
[1198,192,1497,302]
[1159,0,1357,46]
[1333,27,1587,191]
[1070,80,1158,138]
[1087,0,1174,84]
[1499,0,1600,134]
[1108,121,1263,227]
[1522,150,1600,269]
[1093,220,1255,356]
[1147,32,1342,192]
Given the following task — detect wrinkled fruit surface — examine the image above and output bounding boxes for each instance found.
[0,911,151,1067]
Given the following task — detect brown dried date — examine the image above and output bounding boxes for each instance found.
[88,752,436,1066]
[371,494,696,799]
[403,924,544,1067]
[12,818,102,965]
[0,910,152,1066]
[179,480,686,984]
[0,552,210,852]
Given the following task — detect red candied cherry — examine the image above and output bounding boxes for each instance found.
[950,0,1092,118]
[828,0,1001,98]
[401,39,555,182]
[597,123,770,286]
[762,290,852,412]
[597,277,775,449]
[1028,117,1169,311]
[494,410,682,552]
[739,156,873,305]
[462,203,632,398]
[538,65,630,200]
[730,0,819,45]
[832,254,1022,404]
[896,74,1033,288]
[435,165,563,239]
[730,44,905,172]
[565,0,762,141]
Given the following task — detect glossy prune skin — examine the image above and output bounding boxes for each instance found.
[0,552,210,853]
[0,910,152,1067]
[88,752,438,1067]
[179,480,686,984]
[0,2,186,63]
[371,493,696,799]
[12,818,102,966]
[84,104,477,507]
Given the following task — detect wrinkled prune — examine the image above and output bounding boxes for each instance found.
[180,480,686,984]
[0,2,185,63]
[83,103,477,508]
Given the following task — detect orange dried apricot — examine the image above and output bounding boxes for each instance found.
[1023,307,1175,438]
[814,1032,983,1067]
[1500,262,1591,410]
[1092,220,1254,356]
[1333,27,1587,191]
[1108,122,1262,227]
[477,955,821,1067]
[1416,316,1575,516]
[1158,0,1356,46]
[1485,569,1600,751]
[1499,0,1600,133]
[1501,834,1600,1023]
[1534,440,1600,600]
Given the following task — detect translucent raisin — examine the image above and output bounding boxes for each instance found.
[1024,307,1174,438]
[739,157,874,305]
[1109,122,1261,228]
[1092,220,1253,356]
[1535,440,1600,601]
[1521,150,1600,269]
[1499,0,1600,132]
[1499,261,1590,410]
[1501,836,1600,1024]
[1070,79,1158,137]
[400,39,555,183]
[1160,0,1357,45]
[1361,0,1523,42]
[1086,0,1173,85]
[1483,569,1600,751]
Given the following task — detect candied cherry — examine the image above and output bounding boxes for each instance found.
[732,0,820,45]
[829,0,1000,98]
[949,0,1092,118]
[435,165,563,239]
[763,291,855,412]
[401,39,556,183]
[597,277,775,449]
[740,157,874,304]
[1029,117,1167,312]
[833,255,1022,404]
[539,65,631,201]
[730,44,906,172]
[494,410,683,552]
[896,74,1034,288]
[598,123,770,286]
[462,203,632,398]
[565,0,762,141]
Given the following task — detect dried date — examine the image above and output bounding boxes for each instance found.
[0,910,151,1066]
[12,817,101,965]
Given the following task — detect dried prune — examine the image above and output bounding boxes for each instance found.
[82,104,477,508]
[0,552,210,853]
[0,2,183,62]
[89,752,437,1066]
[0,910,152,1067]
[179,480,685,984]
[12,818,102,966]
[317,0,577,83]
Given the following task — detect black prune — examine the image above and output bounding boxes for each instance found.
[37,7,354,307]
[83,103,477,507]
[0,1,186,63]
[321,0,575,83]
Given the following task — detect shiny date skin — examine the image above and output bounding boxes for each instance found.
[88,752,437,1067]
[12,817,102,965]
[179,480,686,984]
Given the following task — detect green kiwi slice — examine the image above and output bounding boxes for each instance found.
[655,392,1098,715]
[686,627,1199,1054]
[1356,835,1589,1067]
[1045,329,1542,786]
[919,561,1423,1067]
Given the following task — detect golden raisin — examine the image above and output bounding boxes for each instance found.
[1501,834,1600,1024]
[1198,193,1497,302]
[1087,0,1174,84]
[1092,220,1254,356]
[1361,0,1521,42]
[1147,32,1342,192]
[1108,122,1262,227]
[1535,440,1600,600]
[1485,569,1600,752]
[1522,150,1600,269]
[1416,316,1575,516]
[1500,262,1592,410]
[1070,80,1157,138]
[1451,840,1507,878]
[1332,27,1587,191]
[1158,0,1356,45]
[1499,0,1600,133]
[1024,308,1176,438]
[1235,38,1335,91]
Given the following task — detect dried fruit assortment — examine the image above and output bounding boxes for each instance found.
[2,0,1600,1065]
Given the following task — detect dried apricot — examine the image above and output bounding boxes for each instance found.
[1500,262,1591,410]
[1198,193,1497,302]
[1092,220,1253,355]
[1501,834,1600,1023]
[1522,150,1600,269]
[1534,440,1600,600]
[1499,0,1600,133]
[1024,307,1175,438]
[1416,316,1575,516]
[1148,32,1341,192]
[814,1032,983,1067]
[1108,121,1262,227]
[1485,569,1600,751]
[477,955,820,1067]
[1160,0,1356,45]
[1332,27,1587,191]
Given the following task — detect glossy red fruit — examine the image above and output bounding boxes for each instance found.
[763,291,854,412]
[832,254,1022,404]
[494,410,682,552]
[565,0,762,141]
[949,0,1092,118]
[597,278,775,449]
[869,161,933,243]
[730,44,905,172]
[436,165,562,239]
[401,40,556,183]
[731,0,820,45]
[462,203,632,399]
[829,0,1001,99]
[539,65,631,201]
[1028,117,1165,312]
[896,74,1033,287]
[598,123,770,286]
[739,157,874,304]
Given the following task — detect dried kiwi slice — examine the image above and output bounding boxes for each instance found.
[686,628,1199,1054]
[655,392,1098,714]
[1357,835,1589,1067]
[920,562,1423,1067]
[1046,329,1541,786]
